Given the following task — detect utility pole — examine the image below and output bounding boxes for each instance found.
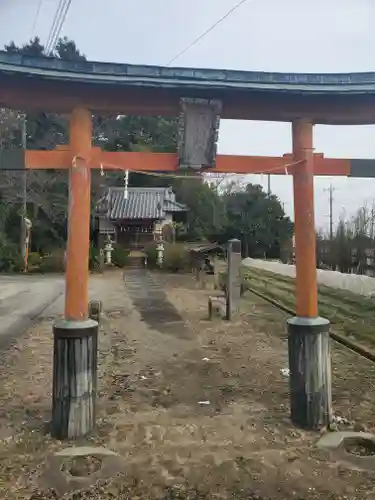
[371,206,375,275]
[267,174,271,197]
[324,184,335,240]
[20,114,27,262]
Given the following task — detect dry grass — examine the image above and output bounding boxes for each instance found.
[242,266,375,349]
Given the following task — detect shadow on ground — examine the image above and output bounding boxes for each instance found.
[124,269,191,339]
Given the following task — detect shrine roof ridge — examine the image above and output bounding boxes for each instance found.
[98,185,187,220]
[1,51,375,94]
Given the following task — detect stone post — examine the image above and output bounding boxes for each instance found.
[226,239,242,320]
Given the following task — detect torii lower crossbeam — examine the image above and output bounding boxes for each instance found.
[25,148,375,177]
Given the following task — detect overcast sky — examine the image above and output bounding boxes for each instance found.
[2,0,375,231]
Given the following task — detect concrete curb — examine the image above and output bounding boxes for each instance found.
[0,283,65,354]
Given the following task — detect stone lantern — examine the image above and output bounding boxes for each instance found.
[156,241,164,267]
[104,236,114,265]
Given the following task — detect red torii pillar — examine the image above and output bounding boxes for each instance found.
[66,108,92,320]
[287,118,332,430]
[51,108,98,440]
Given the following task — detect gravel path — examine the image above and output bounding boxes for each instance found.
[1,270,375,499]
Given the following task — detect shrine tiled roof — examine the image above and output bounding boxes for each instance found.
[97,187,187,220]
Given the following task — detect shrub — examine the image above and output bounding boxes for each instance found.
[39,249,65,273]
[144,241,158,268]
[0,237,24,272]
[111,246,129,268]
[162,223,175,243]
[28,251,42,267]
[163,243,189,273]
[13,254,25,272]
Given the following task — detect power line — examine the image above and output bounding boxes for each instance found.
[47,0,72,55]
[20,115,27,261]
[45,0,66,54]
[32,0,44,37]
[45,0,73,55]
[166,0,251,66]
[54,0,73,49]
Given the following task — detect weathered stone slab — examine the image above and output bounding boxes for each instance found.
[89,300,102,323]
[208,295,226,320]
[54,446,119,457]
[317,431,375,450]
[43,446,124,496]
[317,431,375,471]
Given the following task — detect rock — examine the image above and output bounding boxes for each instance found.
[328,422,339,432]
[23,393,40,404]
[332,415,350,425]
[354,422,368,432]
[208,296,226,320]
[286,451,299,462]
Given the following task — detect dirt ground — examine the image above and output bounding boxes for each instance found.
[2,269,375,499]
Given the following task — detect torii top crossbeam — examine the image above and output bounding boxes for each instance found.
[1,51,375,124]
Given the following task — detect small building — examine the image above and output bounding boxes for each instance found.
[95,186,187,250]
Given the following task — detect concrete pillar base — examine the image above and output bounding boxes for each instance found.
[287,316,332,430]
[51,319,98,440]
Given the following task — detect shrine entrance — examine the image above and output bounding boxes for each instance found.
[1,50,375,438]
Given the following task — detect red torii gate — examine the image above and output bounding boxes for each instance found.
[25,122,349,437]
[2,51,375,438]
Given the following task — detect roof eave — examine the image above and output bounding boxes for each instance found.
[1,51,375,96]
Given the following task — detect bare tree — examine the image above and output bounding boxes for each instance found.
[203,173,247,194]
[322,202,375,275]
